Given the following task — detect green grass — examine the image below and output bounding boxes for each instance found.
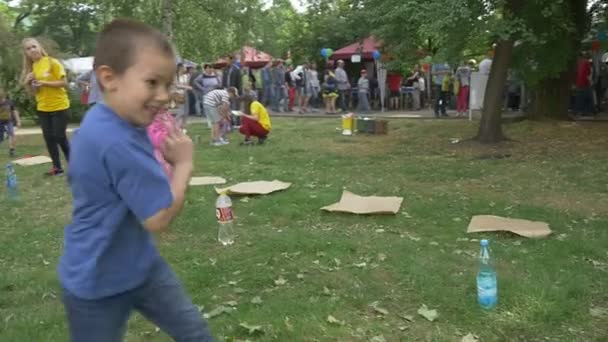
[1,118,607,341]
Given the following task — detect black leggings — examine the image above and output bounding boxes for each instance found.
[38,110,70,170]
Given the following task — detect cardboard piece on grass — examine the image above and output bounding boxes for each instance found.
[189,176,227,186]
[13,156,52,166]
[321,190,403,215]
[215,180,292,195]
[467,215,552,238]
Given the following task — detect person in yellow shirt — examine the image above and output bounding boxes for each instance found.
[20,37,71,176]
[238,95,271,145]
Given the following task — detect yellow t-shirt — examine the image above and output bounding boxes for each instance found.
[251,101,271,131]
[32,56,70,112]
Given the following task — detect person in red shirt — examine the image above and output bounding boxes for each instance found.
[387,72,402,110]
[575,53,593,116]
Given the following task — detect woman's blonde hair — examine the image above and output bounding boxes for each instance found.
[19,38,48,92]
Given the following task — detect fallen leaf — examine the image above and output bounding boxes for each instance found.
[284,316,294,331]
[369,302,389,315]
[250,296,263,305]
[461,333,479,342]
[239,322,264,335]
[322,286,332,296]
[377,253,387,261]
[429,241,439,246]
[296,273,305,280]
[240,197,250,203]
[204,305,233,319]
[407,234,421,242]
[209,258,217,266]
[354,262,367,268]
[234,288,247,294]
[375,229,385,233]
[585,257,606,268]
[274,276,287,286]
[399,326,409,331]
[370,335,387,342]
[417,304,439,322]
[399,313,414,322]
[228,280,239,286]
[223,301,238,307]
[334,258,342,267]
[590,307,608,317]
[326,315,345,326]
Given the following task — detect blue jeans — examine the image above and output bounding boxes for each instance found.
[272,85,285,112]
[62,259,213,342]
[357,91,370,112]
[338,89,349,111]
[575,87,594,115]
[434,85,447,116]
[262,84,273,107]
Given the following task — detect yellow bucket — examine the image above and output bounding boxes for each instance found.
[341,113,353,136]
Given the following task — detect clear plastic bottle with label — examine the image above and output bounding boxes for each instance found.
[477,239,497,309]
[5,163,19,200]
[216,192,235,246]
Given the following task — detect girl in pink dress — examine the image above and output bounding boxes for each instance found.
[147,110,177,178]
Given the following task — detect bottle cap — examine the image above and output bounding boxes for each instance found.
[480,239,489,247]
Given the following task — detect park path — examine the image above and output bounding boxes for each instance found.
[15,108,532,136]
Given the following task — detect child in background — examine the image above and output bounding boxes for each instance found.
[0,88,21,157]
[58,19,213,341]
[218,115,231,142]
[147,109,177,177]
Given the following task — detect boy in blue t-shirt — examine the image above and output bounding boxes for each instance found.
[58,19,213,341]
[0,88,21,157]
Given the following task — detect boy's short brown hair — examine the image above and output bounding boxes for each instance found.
[95,19,174,76]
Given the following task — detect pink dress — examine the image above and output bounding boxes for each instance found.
[147,110,176,178]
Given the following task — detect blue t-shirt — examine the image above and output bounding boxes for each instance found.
[58,103,173,300]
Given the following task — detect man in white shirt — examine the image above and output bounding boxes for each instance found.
[479,50,493,75]
[335,60,350,111]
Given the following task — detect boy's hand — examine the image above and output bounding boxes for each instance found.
[162,128,193,166]
[25,73,35,83]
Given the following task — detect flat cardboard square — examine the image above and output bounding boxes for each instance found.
[215,180,291,195]
[189,176,227,186]
[13,156,52,166]
[321,190,403,215]
[467,215,552,238]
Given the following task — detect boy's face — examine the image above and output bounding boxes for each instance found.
[99,46,176,127]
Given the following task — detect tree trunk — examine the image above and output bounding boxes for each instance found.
[161,0,173,40]
[476,39,515,143]
[475,0,523,143]
[531,0,588,120]
[531,70,573,120]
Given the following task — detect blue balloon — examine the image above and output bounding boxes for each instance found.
[372,50,381,60]
[321,48,327,58]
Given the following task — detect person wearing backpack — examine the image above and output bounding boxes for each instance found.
[322,63,339,114]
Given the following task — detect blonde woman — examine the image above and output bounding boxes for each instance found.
[20,38,70,176]
[173,63,192,127]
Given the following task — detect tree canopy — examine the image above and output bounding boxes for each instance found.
[3,0,608,136]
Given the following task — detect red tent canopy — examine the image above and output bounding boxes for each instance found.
[213,46,273,68]
[331,36,382,60]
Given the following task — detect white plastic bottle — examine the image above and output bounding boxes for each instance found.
[216,192,235,245]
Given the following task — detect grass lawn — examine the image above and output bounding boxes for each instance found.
[0,117,607,341]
